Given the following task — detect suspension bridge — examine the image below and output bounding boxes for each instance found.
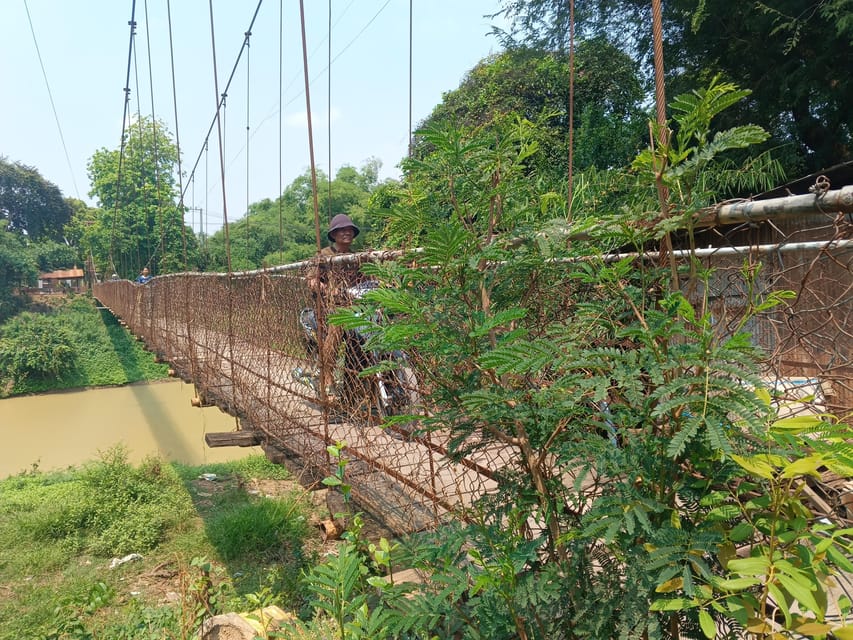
[91,187,853,533]
[69,1,852,533]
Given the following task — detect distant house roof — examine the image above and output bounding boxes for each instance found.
[40,268,84,280]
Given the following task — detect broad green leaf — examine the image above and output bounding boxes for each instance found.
[780,454,824,479]
[754,387,772,406]
[814,537,833,554]
[768,582,791,629]
[711,576,761,591]
[771,415,825,432]
[727,556,770,575]
[731,454,775,479]
[794,622,832,636]
[650,597,696,611]
[745,620,773,634]
[729,522,754,543]
[776,573,820,613]
[834,626,853,640]
[827,544,853,572]
[699,609,715,639]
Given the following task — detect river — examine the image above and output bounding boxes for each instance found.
[0,379,262,478]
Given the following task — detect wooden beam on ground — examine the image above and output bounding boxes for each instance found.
[205,431,262,448]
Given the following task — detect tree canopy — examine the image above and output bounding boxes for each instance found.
[0,157,72,242]
[415,43,647,178]
[85,116,198,278]
[0,220,37,322]
[493,0,853,177]
[202,161,383,272]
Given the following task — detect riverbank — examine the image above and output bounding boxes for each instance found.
[0,452,321,639]
[0,294,169,397]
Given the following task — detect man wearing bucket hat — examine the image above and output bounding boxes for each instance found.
[306,214,362,399]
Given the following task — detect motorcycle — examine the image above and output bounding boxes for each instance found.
[291,280,421,426]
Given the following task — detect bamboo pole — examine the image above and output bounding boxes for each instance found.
[699,185,853,226]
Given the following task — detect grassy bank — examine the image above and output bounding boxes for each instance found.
[0,450,318,639]
[0,294,169,396]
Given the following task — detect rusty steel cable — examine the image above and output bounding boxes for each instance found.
[165,0,188,270]
[278,0,284,264]
[142,0,167,274]
[108,1,137,278]
[299,0,323,254]
[567,0,575,216]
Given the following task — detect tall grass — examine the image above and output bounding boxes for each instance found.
[0,451,315,640]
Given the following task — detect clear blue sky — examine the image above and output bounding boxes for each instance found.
[1,1,505,232]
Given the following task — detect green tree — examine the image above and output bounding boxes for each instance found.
[0,157,72,241]
[64,197,109,276]
[331,82,850,639]
[0,220,37,322]
[29,239,79,272]
[668,0,853,175]
[0,311,76,383]
[87,116,197,277]
[494,0,853,176]
[204,162,381,271]
[416,44,647,177]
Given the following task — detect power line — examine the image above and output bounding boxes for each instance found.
[22,0,80,199]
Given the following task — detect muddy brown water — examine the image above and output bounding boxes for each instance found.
[0,379,261,478]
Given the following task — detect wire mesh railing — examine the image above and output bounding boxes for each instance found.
[92,211,852,533]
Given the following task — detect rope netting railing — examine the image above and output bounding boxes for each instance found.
[92,209,852,533]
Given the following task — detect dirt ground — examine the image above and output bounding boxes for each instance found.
[122,474,398,609]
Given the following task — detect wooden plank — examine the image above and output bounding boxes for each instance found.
[204,431,262,448]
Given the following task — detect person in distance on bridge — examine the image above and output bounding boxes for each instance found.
[135,267,151,284]
[306,214,363,399]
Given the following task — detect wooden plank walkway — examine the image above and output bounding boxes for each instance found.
[135,317,508,535]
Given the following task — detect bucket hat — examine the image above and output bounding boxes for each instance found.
[327,213,360,241]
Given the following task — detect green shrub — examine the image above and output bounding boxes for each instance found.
[0,311,76,382]
[78,447,193,556]
[0,295,169,395]
[206,496,310,563]
[89,502,168,557]
[229,454,293,482]
[17,481,94,542]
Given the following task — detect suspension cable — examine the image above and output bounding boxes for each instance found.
[245,28,252,259]
[132,31,146,271]
[207,0,232,273]
[567,0,575,218]
[204,141,209,247]
[179,1,264,212]
[165,0,188,269]
[207,0,240,430]
[109,0,137,278]
[23,0,80,199]
[143,0,166,274]
[299,0,323,252]
[278,0,284,263]
[650,0,677,287]
[327,0,332,219]
[408,0,413,158]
